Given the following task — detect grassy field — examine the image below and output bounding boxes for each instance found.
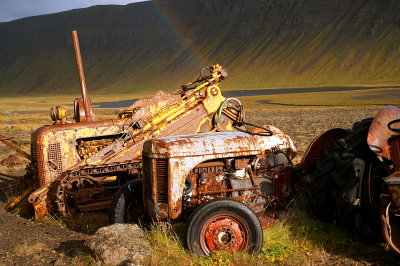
[0,93,398,265]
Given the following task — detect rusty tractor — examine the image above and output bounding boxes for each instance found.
[109,128,297,255]
[301,105,400,254]
[2,31,245,218]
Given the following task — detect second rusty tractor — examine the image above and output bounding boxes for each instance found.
[297,105,400,255]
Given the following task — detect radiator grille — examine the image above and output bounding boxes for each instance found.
[48,143,63,178]
[30,144,36,162]
[33,144,45,186]
[154,159,168,203]
[143,157,152,202]
[143,157,168,204]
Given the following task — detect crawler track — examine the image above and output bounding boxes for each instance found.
[48,161,142,216]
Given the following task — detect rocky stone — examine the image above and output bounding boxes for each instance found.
[86,223,151,266]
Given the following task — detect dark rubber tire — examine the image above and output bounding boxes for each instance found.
[185,198,263,256]
[306,118,381,232]
[109,178,145,224]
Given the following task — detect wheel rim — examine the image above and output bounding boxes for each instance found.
[200,213,249,254]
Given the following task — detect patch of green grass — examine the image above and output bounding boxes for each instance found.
[145,222,193,265]
[141,207,396,266]
[71,251,97,266]
[260,223,296,263]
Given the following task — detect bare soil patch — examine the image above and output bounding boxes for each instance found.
[0,201,90,265]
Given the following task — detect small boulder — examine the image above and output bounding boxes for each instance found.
[86,223,152,265]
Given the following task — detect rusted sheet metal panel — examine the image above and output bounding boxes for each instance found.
[168,156,206,219]
[257,211,296,229]
[367,105,400,160]
[143,128,296,159]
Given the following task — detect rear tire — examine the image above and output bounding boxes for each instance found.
[185,198,263,256]
[305,118,386,235]
[109,178,146,224]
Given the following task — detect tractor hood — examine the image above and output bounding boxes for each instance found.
[143,126,296,159]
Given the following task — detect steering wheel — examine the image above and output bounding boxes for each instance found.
[388,119,400,133]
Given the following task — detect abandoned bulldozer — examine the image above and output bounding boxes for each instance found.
[301,105,400,254]
[3,31,244,218]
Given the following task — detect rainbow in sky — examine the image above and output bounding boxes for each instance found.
[150,0,208,69]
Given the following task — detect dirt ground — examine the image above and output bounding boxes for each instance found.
[0,106,395,265]
[0,201,90,265]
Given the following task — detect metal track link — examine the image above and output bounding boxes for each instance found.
[49,161,142,216]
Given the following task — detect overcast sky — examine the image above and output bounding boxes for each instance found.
[0,0,144,22]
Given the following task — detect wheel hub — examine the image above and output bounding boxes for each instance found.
[205,218,243,252]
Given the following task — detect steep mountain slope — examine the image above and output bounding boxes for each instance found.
[0,0,399,95]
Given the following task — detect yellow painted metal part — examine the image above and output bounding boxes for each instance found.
[203,85,225,114]
[28,183,50,203]
[5,184,34,210]
[33,201,48,219]
[196,117,214,133]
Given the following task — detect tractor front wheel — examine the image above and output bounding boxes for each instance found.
[109,178,146,224]
[185,198,263,256]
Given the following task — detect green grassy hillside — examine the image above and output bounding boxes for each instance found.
[0,0,400,95]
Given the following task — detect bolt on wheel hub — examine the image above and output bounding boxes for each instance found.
[204,218,243,252]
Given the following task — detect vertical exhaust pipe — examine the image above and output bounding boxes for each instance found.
[72,30,95,122]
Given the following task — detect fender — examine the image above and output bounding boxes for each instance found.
[367,105,400,160]
[300,128,348,173]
